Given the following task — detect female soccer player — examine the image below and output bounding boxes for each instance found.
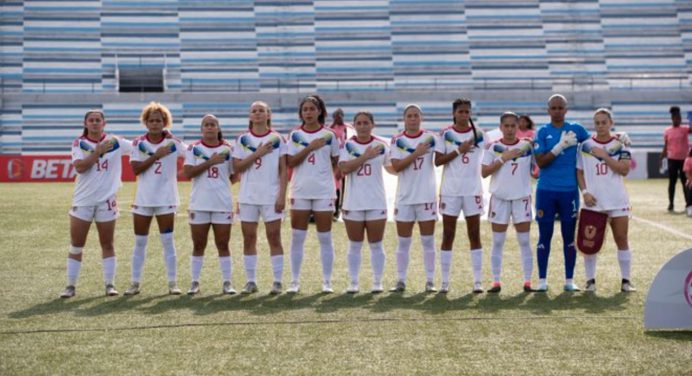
[434,98,485,293]
[233,101,288,295]
[286,95,340,293]
[124,102,185,296]
[183,114,236,295]
[338,111,394,293]
[60,109,132,298]
[685,148,692,216]
[481,112,534,293]
[390,104,439,293]
[577,108,635,292]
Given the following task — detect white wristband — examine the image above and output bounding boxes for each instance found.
[454,149,461,156]
[582,190,590,196]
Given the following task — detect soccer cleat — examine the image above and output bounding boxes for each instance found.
[621,279,637,292]
[270,281,282,295]
[563,282,581,292]
[667,204,674,212]
[473,281,484,294]
[322,281,334,294]
[286,281,300,294]
[222,281,237,295]
[346,282,359,294]
[585,279,596,292]
[187,281,200,295]
[523,281,533,292]
[123,282,140,296]
[488,282,502,293]
[371,282,384,294]
[536,281,548,292]
[438,282,450,294]
[389,280,406,293]
[60,285,76,299]
[105,284,119,296]
[425,281,437,293]
[168,281,182,295]
[241,281,258,294]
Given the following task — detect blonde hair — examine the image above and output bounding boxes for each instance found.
[140,101,173,128]
[249,101,272,129]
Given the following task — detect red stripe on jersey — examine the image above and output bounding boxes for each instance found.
[591,136,616,144]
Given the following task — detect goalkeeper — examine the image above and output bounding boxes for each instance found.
[533,94,590,292]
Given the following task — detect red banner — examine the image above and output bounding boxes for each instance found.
[0,155,188,182]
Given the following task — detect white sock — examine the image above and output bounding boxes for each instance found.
[160,232,177,283]
[618,249,632,280]
[369,241,385,285]
[470,249,483,284]
[67,258,81,286]
[271,254,284,283]
[219,256,232,281]
[566,278,574,285]
[317,231,334,282]
[102,256,116,285]
[516,231,533,283]
[584,254,597,281]
[396,236,412,282]
[421,235,436,283]
[290,229,306,282]
[348,241,363,284]
[244,255,257,283]
[190,255,204,282]
[491,232,506,283]
[440,250,452,284]
[131,235,148,283]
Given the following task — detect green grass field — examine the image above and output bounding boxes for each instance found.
[0,180,690,375]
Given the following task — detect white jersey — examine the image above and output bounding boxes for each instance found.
[233,129,287,205]
[577,137,631,210]
[339,135,391,211]
[130,134,186,207]
[184,140,234,212]
[482,138,534,200]
[287,125,340,199]
[390,130,438,205]
[437,125,485,197]
[71,133,132,207]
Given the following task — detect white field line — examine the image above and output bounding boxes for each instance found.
[631,215,692,241]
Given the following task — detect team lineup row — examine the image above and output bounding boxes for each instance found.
[58,94,636,299]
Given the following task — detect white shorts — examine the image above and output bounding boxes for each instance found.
[188,210,234,225]
[488,195,532,225]
[591,206,631,219]
[290,198,335,212]
[342,208,388,222]
[238,203,283,223]
[439,195,484,218]
[131,205,177,217]
[394,202,437,222]
[69,195,119,223]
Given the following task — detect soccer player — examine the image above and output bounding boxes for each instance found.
[60,109,133,298]
[329,108,354,220]
[534,94,590,292]
[577,108,636,292]
[338,111,394,293]
[434,98,485,293]
[390,104,439,293]
[183,114,236,295]
[124,102,185,296]
[233,101,288,295]
[286,95,340,294]
[685,148,692,216]
[481,112,534,293]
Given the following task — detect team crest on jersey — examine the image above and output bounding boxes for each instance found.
[191,145,230,161]
[239,134,281,152]
[345,141,385,157]
[444,129,483,146]
[394,135,434,154]
[138,140,176,156]
[291,132,332,148]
